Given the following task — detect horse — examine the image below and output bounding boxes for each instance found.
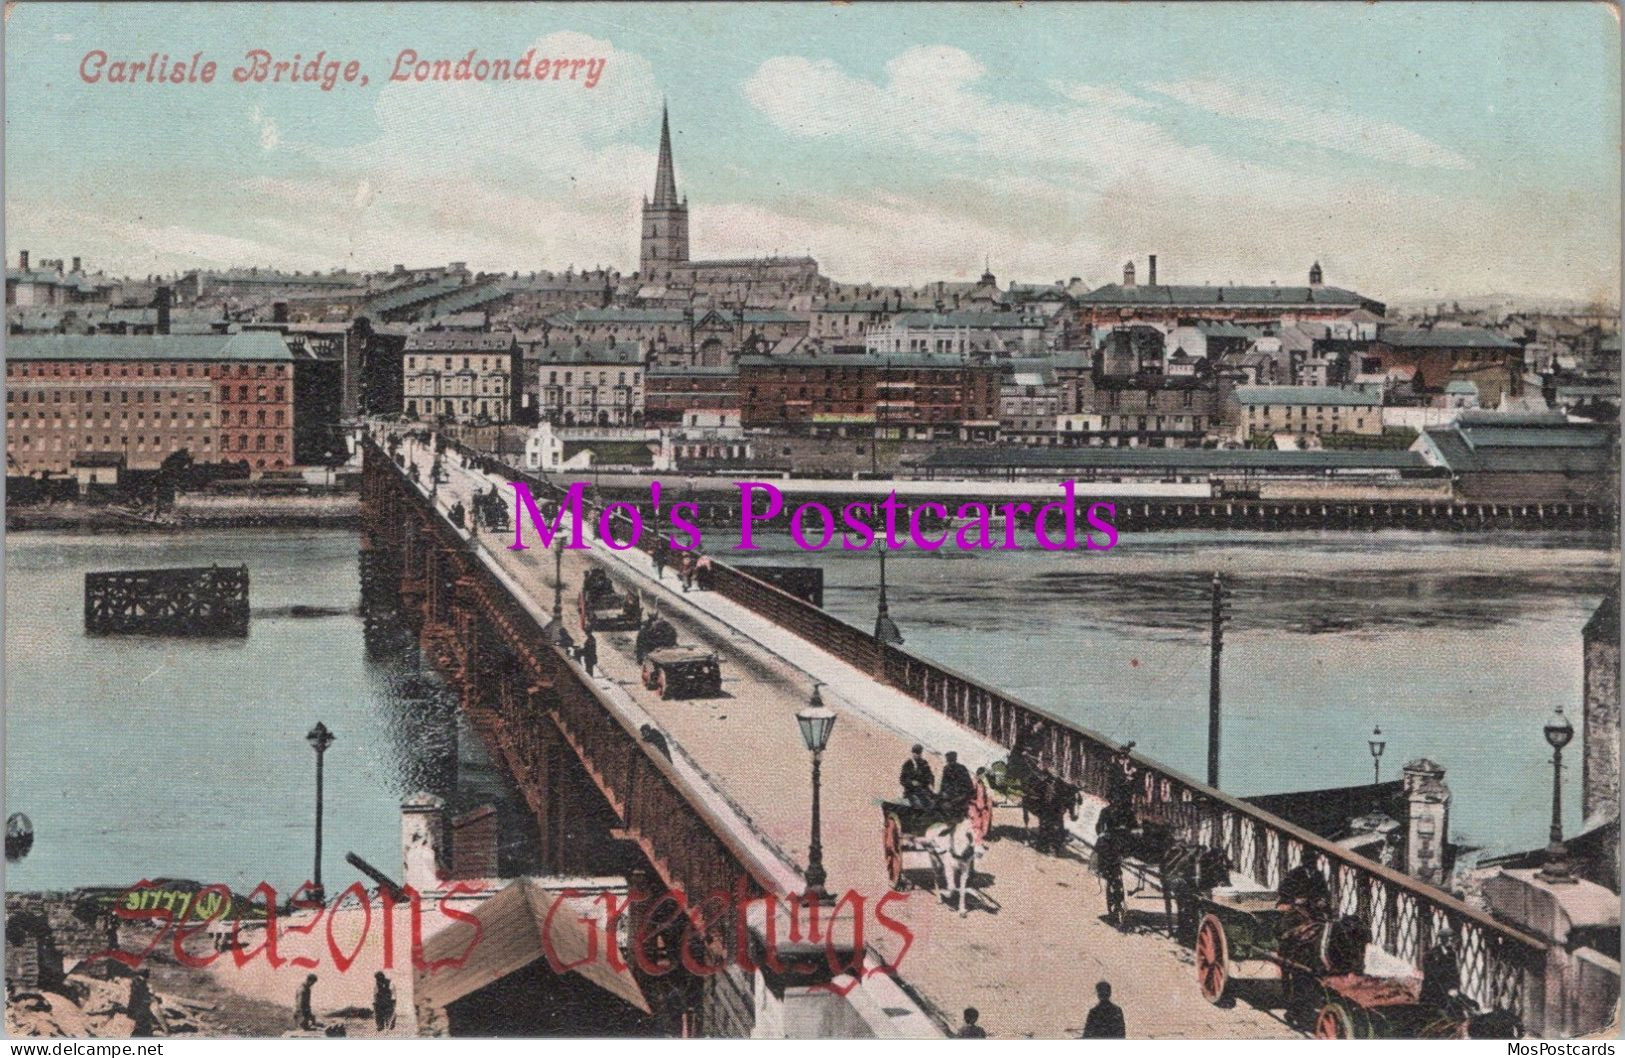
[1094,819,1175,927]
[1021,772,1082,855]
[1160,842,1232,941]
[923,816,984,917]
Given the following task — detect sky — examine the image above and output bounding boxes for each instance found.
[3,2,1620,301]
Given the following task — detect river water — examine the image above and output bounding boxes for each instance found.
[2,528,535,896]
[740,528,1619,859]
[3,526,1615,893]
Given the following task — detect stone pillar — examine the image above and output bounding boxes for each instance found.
[402,792,447,892]
[1582,593,1619,826]
[1403,758,1451,886]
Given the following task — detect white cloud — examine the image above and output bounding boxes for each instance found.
[1144,78,1471,170]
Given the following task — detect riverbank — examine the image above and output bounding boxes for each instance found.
[4,890,412,1039]
[5,493,360,532]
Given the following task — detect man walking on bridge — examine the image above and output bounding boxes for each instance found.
[581,630,598,677]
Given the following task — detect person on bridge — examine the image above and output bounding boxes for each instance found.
[1094,787,1139,924]
[581,630,598,677]
[900,744,934,811]
[1081,981,1125,1038]
[372,971,396,1031]
[938,751,975,819]
[295,973,320,1032]
[956,1008,987,1038]
[652,537,669,580]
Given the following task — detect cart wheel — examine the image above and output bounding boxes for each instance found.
[884,813,905,890]
[968,778,993,843]
[1196,914,1230,1004]
[1314,1001,1359,1040]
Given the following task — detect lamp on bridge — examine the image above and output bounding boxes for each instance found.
[1537,706,1576,885]
[551,536,565,641]
[874,548,903,646]
[306,721,337,904]
[1368,725,1386,785]
[796,685,837,901]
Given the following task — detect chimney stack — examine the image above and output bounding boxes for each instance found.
[1148,255,1158,286]
[1123,260,1136,287]
[272,300,289,324]
[71,257,82,274]
[153,286,172,335]
[18,250,28,270]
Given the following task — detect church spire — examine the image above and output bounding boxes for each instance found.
[652,101,679,207]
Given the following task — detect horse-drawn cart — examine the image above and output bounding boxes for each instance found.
[881,800,981,914]
[640,647,722,700]
[579,567,641,631]
[881,800,947,890]
[1192,885,1514,1039]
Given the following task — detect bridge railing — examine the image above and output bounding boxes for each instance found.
[414,430,1553,1026]
[875,646,1548,1020]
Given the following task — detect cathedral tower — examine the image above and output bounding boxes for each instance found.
[640,103,689,283]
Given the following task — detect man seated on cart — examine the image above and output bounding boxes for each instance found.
[938,751,975,819]
[900,744,934,811]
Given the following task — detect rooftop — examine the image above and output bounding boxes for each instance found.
[404,332,516,352]
[1078,283,1378,309]
[1418,417,1616,475]
[1234,385,1382,407]
[918,446,1427,471]
[740,352,988,371]
[6,332,294,362]
[1377,326,1520,350]
[887,311,1039,329]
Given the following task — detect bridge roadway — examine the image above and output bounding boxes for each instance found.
[401,436,1298,1039]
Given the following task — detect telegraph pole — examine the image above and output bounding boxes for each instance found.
[1208,573,1230,789]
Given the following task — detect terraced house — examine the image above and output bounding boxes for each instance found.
[402,331,520,424]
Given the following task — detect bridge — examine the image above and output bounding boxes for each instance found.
[360,428,1562,1039]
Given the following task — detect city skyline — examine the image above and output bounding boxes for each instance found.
[4,2,1620,301]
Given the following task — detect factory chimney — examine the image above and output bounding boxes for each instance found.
[1123,260,1136,287]
[71,257,82,274]
[18,250,28,270]
[1148,254,1158,286]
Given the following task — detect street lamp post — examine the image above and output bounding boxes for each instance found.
[1537,707,1577,884]
[796,686,837,901]
[874,548,903,646]
[306,722,336,903]
[1369,725,1387,785]
[552,536,565,634]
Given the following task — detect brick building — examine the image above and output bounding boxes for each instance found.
[738,352,998,439]
[5,332,296,474]
[1364,326,1523,406]
[1065,354,1233,447]
[645,364,739,425]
